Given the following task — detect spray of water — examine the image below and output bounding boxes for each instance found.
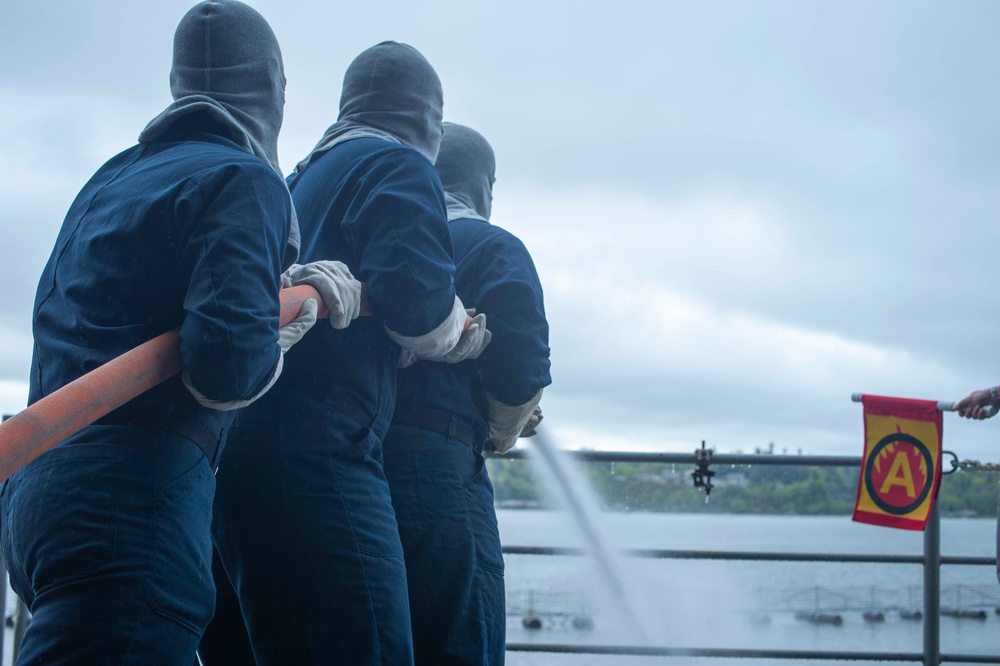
[527,429,656,644]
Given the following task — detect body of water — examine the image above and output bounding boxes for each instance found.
[499,510,1000,665]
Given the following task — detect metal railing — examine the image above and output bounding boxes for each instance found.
[496,448,1000,665]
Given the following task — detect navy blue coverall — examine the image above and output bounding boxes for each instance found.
[382,216,551,665]
[212,137,457,665]
[0,120,289,664]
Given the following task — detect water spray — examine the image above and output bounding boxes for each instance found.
[527,428,653,643]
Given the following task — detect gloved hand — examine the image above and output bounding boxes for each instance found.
[287,260,362,329]
[278,297,318,352]
[439,312,491,364]
[486,390,543,454]
[520,407,543,438]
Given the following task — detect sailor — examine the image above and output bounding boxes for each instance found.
[382,122,552,665]
[212,42,489,665]
[0,2,315,663]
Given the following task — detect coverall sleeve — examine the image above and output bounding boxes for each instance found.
[472,234,552,406]
[343,150,457,337]
[175,161,288,402]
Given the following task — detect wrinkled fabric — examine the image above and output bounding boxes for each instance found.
[453,221,550,405]
[385,295,466,361]
[214,387,413,665]
[437,123,495,222]
[140,0,299,268]
[31,125,289,463]
[1,428,215,665]
[279,137,456,420]
[294,41,443,171]
[382,426,505,665]
[180,354,280,412]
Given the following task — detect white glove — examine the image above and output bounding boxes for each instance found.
[278,297,318,352]
[438,312,491,363]
[486,389,543,454]
[287,261,362,330]
[397,312,491,368]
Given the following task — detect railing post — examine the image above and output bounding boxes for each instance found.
[923,500,940,666]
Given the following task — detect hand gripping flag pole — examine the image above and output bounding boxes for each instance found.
[0,285,352,485]
[848,392,985,531]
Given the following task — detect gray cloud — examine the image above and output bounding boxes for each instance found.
[2,0,998,460]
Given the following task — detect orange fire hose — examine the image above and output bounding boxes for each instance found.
[0,281,474,484]
[0,285,350,483]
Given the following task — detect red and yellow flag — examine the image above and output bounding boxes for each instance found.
[853,394,942,531]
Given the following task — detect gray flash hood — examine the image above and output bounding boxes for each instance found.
[294,41,443,174]
[139,0,299,268]
[435,123,495,223]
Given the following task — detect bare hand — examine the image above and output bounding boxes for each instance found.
[954,388,997,420]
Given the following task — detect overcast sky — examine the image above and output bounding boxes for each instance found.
[1,1,998,462]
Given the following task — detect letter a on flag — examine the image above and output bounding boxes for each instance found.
[853,394,942,531]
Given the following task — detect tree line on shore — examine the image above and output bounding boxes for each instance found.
[486,453,998,516]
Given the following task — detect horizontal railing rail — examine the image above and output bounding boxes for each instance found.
[503,643,1000,663]
[500,448,862,467]
[503,545,996,566]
